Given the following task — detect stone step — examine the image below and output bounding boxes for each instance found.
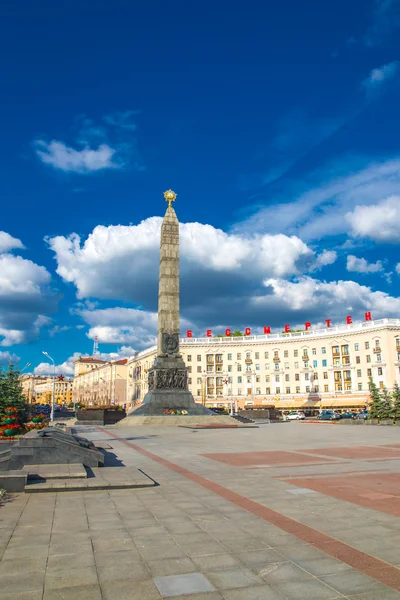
[0,469,27,492]
[25,466,155,493]
[26,463,87,480]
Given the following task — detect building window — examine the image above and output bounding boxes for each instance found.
[376,353,382,362]
[284,350,288,358]
[397,351,400,361]
[286,387,290,394]
[303,349,309,357]
[284,362,289,369]
[324,385,329,392]
[227,365,232,372]
[256,375,260,383]
[197,378,201,384]
[314,386,319,392]
[378,367,383,376]
[274,363,280,370]
[265,375,270,382]
[305,386,310,393]
[341,345,349,356]
[238,376,242,383]
[255,352,259,359]
[294,362,298,369]
[304,362,309,368]
[255,364,260,371]
[322,359,327,367]
[238,388,242,395]
[265,363,270,370]
[356,356,360,364]
[367,368,372,377]
[197,366,202,373]
[266,387,270,394]
[197,389,201,396]
[357,369,362,377]
[228,376,232,384]
[285,374,290,381]
[322,347,326,354]
[216,354,223,362]
[264,352,269,359]
[312,348,317,355]
[313,360,318,367]
[187,366,192,373]
[332,346,339,355]
[296,386,300,393]
[354,343,359,351]
[275,375,280,382]
[305,373,309,380]
[379,381,384,389]
[246,352,251,360]
[323,372,328,379]
[375,339,380,349]
[274,351,279,358]
[294,350,298,357]
[256,387,261,394]
[237,364,242,371]
[333,358,340,366]
[366,355,371,363]
[227,353,232,361]
[358,383,363,391]
[365,342,369,349]
[295,374,300,381]
[313,372,318,380]
[342,356,350,365]
[188,378,192,385]
[187,355,192,362]
[237,353,241,360]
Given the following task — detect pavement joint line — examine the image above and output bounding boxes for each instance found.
[97,426,400,593]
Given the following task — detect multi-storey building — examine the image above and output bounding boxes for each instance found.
[126,318,400,412]
[73,357,128,406]
[21,375,73,405]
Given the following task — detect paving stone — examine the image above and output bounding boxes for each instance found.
[273,578,344,599]
[92,537,137,553]
[234,549,285,567]
[192,553,242,571]
[43,584,102,600]
[2,591,44,600]
[97,561,150,582]
[321,572,382,595]
[94,549,143,567]
[137,542,187,561]
[296,556,353,576]
[147,556,197,577]
[186,541,228,557]
[46,551,95,572]
[348,587,400,599]
[1,571,45,592]
[221,585,285,600]
[44,565,98,590]
[205,567,264,590]
[0,556,47,575]
[168,594,223,600]
[257,561,312,583]
[2,544,49,559]
[154,572,216,597]
[101,578,163,600]
[49,540,92,556]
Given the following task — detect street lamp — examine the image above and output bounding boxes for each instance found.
[42,351,55,422]
[20,362,31,373]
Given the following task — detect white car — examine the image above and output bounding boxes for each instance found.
[284,411,305,421]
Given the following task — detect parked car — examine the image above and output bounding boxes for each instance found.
[318,410,342,421]
[355,411,369,420]
[284,411,305,421]
[341,411,357,419]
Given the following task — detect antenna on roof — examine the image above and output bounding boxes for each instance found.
[93,336,99,356]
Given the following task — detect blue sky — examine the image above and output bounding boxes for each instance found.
[1,0,400,375]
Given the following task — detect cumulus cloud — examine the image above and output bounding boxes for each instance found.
[0,237,58,346]
[0,231,24,253]
[34,346,136,376]
[310,250,337,271]
[0,350,20,365]
[254,276,400,325]
[346,255,384,274]
[346,196,400,242]
[34,140,124,173]
[364,0,400,46]
[47,218,330,315]
[362,61,399,94]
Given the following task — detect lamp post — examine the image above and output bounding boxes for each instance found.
[42,351,55,422]
[20,362,31,373]
[201,371,207,406]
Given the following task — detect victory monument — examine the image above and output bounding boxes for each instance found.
[121,189,226,423]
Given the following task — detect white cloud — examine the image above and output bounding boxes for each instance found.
[47,218,329,311]
[346,255,384,273]
[362,61,399,93]
[0,231,24,253]
[310,250,337,271]
[49,325,70,337]
[34,140,124,173]
[0,238,57,346]
[0,350,20,364]
[237,157,400,242]
[396,263,400,274]
[256,276,400,322]
[34,346,136,376]
[346,196,400,242]
[364,0,400,46]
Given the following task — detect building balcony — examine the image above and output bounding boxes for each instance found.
[273,357,280,362]
[373,347,382,353]
[302,355,309,361]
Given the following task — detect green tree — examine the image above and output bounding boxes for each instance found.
[232,330,243,336]
[368,378,383,420]
[0,363,28,419]
[379,387,393,420]
[391,383,400,421]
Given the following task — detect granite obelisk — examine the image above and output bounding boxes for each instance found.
[128,190,210,416]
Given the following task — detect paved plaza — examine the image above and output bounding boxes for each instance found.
[1,422,400,599]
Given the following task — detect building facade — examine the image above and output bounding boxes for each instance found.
[126,318,400,411]
[73,357,128,407]
[21,375,73,405]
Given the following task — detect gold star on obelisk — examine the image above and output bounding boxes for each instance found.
[163,189,177,207]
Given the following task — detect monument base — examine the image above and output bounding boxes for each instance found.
[122,389,214,418]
